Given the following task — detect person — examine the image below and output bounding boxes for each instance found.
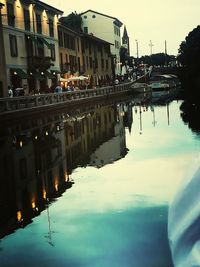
[55,84,62,93]
[8,86,13,97]
[115,78,119,85]
[168,160,200,267]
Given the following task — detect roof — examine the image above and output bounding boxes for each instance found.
[80,9,123,27]
[81,32,114,46]
[34,0,63,15]
[123,26,129,38]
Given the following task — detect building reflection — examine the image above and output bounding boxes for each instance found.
[0,99,132,239]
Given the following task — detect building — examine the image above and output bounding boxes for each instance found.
[0,0,63,96]
[122,25,130,57]
[80,9,123,78]
[0,3,7,97]
[58,21,83,85]
[58,18,113,88]
[80,32,113,87]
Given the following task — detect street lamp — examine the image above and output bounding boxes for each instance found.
[135,39,139,61]
[149,40,154,55]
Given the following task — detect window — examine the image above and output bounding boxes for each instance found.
[60,53,63,71]
[92,15,96,18]
[84,27,88,34]
[9,34,18,57]
[77,38,80,51]
[89,42,91,54]
[106,59,108,69]
[101,58,104,69]
[50,44,56,61]
[77,57,81,73]
[19,158,27,180]
[89,57,93,68]
[7,2,15,27]
[86,56,89,68]
[36,13,42,34]
[95,58,98,68]
[84,15,87,19]
[48,18,54,37]
[58,30,63,47]
[24,9,30,31]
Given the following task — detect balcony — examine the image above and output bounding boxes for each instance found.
[27,56,53,70]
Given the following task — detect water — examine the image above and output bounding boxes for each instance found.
[0,94,200,267]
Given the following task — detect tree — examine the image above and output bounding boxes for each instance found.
[59,12,83,32]
[140,53,175,66]
[177,25,200,99]
[178,25,200,75]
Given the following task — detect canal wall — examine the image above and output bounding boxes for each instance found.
[0,81,134,122]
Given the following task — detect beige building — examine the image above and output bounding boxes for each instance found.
[80,10,123,77]
[58,20,113,88]
[0,0,63,96]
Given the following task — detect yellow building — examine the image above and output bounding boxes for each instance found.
[0,0,63,96]
[58,23,83,87]
[80,33,113,87]
[58,19,113,89]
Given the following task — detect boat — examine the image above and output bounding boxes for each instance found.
[131,82,152,93]
[149,81,170,90]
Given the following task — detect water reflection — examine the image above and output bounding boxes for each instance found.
[180,101,200,134]
[0,97,135,239]
[1,89,200,266]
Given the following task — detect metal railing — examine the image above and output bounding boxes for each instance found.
[0,82,132,113]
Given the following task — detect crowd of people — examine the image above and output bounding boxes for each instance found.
[7,76,130,97]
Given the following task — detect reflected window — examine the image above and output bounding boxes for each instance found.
[19,158,27,180]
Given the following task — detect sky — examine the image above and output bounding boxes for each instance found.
[44,0,200,57]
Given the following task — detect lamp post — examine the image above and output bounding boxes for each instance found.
[149,40,154,55]
[0,2,8,97]
[135,39,139,80]
[135,39,139,62]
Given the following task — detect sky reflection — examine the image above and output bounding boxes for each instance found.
[1,100,200,267]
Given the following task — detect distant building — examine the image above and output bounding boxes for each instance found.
[80,9,123,77]
[122,25,130,56]
[0,0,63,96]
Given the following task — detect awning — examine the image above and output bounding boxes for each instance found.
[31,71,45,81]
[37,37,51,49]
[12,68,29,79]
[60,77,68,82]
[45,71,56,79]
[68,75,89,81]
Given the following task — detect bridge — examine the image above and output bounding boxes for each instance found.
[151,66,184,77]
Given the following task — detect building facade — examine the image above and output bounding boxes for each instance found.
[0,0,63,96]
[58,23,83,83]
[58,19,113,88]
[80,9,123,78]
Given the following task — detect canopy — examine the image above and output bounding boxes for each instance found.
[12,68,29,79]
[67,75,89,81]
[60,77,68,82]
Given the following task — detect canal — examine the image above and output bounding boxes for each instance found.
[0,92,200,267]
